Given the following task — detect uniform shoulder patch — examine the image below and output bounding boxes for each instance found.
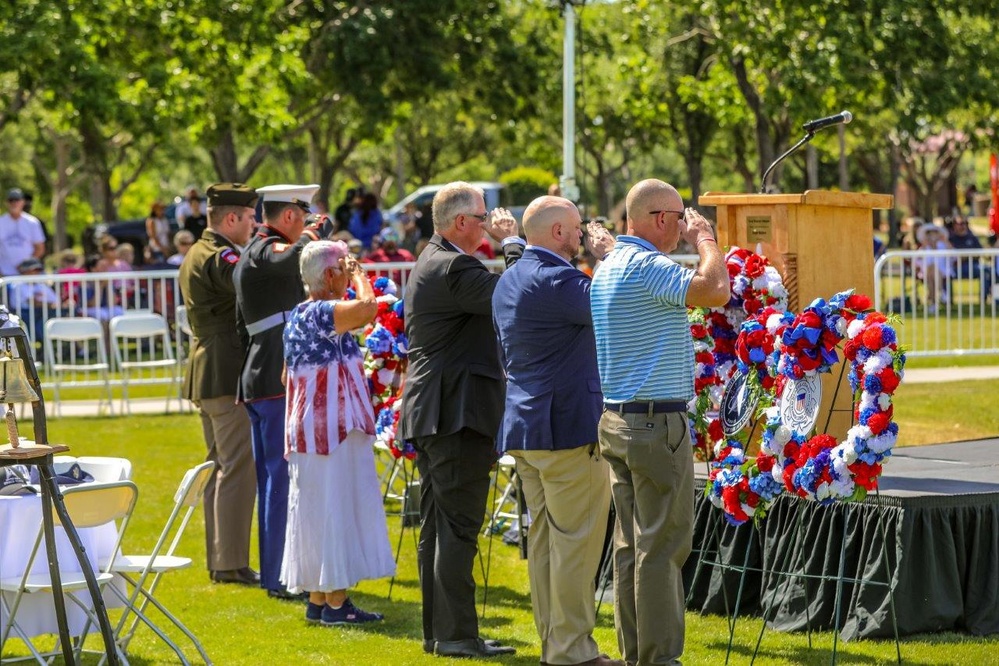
[220,248,239,264]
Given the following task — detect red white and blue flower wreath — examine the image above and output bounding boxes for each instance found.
[347,276,415,459]
[707,291,905,524]
[689,247,788,461]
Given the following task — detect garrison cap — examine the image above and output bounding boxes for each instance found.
[206,182,258,208]
[256,184,320,212]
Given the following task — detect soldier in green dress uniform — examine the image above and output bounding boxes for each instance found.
[179,182,260,587]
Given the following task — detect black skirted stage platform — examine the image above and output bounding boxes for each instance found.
[683,439,999,640]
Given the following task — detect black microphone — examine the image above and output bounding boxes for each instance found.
[802,110,853,134]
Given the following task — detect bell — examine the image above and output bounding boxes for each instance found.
[0,352,39,404]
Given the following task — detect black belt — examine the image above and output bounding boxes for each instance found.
[604,400,687,414]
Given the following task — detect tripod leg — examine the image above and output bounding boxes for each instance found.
[37,464,76,665]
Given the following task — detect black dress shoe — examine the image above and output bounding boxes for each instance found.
[426,638,506,654]
[237,567,260,584]
[210,568,259,586]
[435,638,516,658]
[267,588,309,602]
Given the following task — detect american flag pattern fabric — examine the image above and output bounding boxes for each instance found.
[283,300,375,457]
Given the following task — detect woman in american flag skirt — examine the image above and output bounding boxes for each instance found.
[280,240,396,626]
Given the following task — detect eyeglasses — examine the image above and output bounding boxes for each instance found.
[464,211,489,221]
[649,210,685,219]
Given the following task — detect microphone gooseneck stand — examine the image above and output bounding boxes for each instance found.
[760,132,816,194]
[0,328,120,665]
[760,111,853,193]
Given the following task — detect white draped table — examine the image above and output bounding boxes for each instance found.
[0,492,121,639]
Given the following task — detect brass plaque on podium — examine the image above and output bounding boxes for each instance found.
[746,216,772,242]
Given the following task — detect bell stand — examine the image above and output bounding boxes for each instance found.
[749,358,902,665]
[386,452,419,601]
[0,326,120,665]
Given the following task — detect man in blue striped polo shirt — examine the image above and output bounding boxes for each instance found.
[590,178,729,665]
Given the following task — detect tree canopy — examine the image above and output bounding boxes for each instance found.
[1,0,997,249]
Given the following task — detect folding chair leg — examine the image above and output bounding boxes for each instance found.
[102,367,115,416]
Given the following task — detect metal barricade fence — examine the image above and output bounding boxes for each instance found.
[874,249,999,357]
[0,252,719,394]
[0,270,183,392]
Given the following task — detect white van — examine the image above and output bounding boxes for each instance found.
[384,182,525,227]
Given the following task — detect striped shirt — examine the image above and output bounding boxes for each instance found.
[283,300,375,456]
[591,235,695,402]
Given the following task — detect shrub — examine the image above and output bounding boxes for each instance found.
[499,167,558,204]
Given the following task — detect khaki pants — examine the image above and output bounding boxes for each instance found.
[198,395,255,571]
[512,446,611,666]
[598,409,694,666]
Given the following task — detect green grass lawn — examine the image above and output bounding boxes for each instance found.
[3,411,997,664]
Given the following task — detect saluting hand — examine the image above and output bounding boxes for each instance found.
[482,208,519,242]
[680,208,716,247]
[585,221,615,260]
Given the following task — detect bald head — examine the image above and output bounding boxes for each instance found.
[522,195,582,260]
[625,178,685,252]
[626,180,682,229]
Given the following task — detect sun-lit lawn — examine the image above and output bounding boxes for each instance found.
[2,405,996,665]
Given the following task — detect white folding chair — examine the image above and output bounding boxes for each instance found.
[0,481,138,665]
[175,305,192,339]
[44,317,114,418]
[485,454,520,535]
[76,457,133,483]
[106,461,215,666]
[109,312,180,414]
[172,305,194,414]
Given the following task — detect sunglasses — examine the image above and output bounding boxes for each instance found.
[649,209,685,222]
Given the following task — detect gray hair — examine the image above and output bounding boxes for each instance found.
[432,182,483,232]
[299,240,350,295]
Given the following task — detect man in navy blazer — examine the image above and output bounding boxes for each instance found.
[493,196,621,666]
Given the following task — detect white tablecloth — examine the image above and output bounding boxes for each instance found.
[0,492,121,638]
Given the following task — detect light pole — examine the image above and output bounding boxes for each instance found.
[559,1,583,203]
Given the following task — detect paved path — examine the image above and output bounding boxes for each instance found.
[37,365,999,419]
[902,365,999,383]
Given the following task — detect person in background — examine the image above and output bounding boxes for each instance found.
[915,222,951,314]
[591,178,729,666]
[175,186,201,228]
[11,257,62,343]
[333,188,357,235]
[281,240,394,626]
[169,230,196,266]
[363,228,414,286]
[146,201,172,261]
[22,192,54,257]
[348,192,383,250]
[347,238,364,259]
[56,250,86,306]
[183,196,209,240]
[399,202,423,255]
[0,188,46,277]
[948,215,990,299]
[965,184,978,217]
[115,243,135,268]
[94,237,131,273]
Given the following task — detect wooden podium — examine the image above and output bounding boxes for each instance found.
[698,190,894,439]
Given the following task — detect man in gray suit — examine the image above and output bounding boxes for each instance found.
[399,181,523,659]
